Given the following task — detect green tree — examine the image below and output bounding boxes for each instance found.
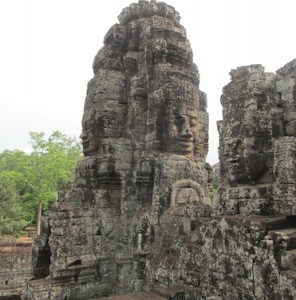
[0,131,82,235]
[210,162,220,200]
[0,175,27,235]
[212,162,220,190]
[0,150,32,222]
[28,131,82,234]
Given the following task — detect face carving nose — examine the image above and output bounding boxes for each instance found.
[181,122,193,137]
[80,131,87,140]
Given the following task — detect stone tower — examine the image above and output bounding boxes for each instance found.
[218,59,296,215]
[28,1,211,299]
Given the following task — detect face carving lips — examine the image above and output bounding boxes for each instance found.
[177,135,194,148]
[82,139,90,149]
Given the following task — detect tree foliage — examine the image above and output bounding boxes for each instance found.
[0,131,82,235]
[210,162,220,201]
[212,162,220,190]
[0,174,27,235]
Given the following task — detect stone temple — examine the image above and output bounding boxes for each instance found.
[25,1,296,299]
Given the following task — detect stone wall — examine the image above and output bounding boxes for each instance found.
[0,236,32,299]
[146,214,296,299]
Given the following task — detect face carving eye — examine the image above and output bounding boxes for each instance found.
[170,124,178,131]
[190,117,197,127]
[81,123,89,135]
[175,114,185,125]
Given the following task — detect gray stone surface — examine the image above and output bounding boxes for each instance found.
[24,1,296,299]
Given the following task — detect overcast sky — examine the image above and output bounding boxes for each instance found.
[0,0,295,164]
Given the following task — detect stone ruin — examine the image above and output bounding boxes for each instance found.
[218,61,296,216]
[25,1,296,299]
[0,235,32,299]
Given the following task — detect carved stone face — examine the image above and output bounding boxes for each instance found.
[163,107,198,155]
[225,138,249,185]
[80,108,124,156]
[222,69,275,186]
[80,111,103,156]
[225,137,270,185]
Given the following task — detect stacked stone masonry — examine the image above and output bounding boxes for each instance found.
[0,236,32,299]
[25,1,296,299]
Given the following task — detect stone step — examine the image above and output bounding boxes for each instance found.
[268,228,296,249]
[281,249,296,270]
[28,279,51,288]
[93,285,196,300]
[96,291,166,300]
[152,285,196,298]
[0,295,21,300]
